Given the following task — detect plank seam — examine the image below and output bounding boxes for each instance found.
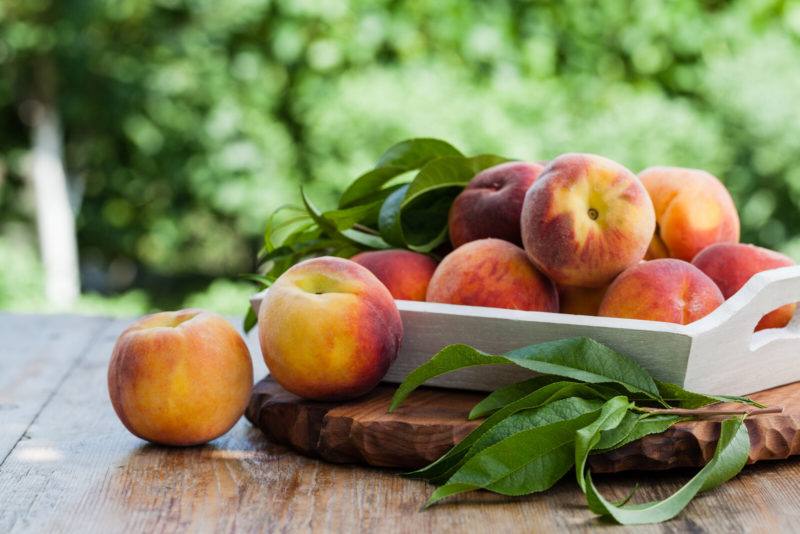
[0,317,113,470]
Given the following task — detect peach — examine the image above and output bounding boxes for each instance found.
[258,257,402,400]
[692,243,795,330]
[521,153,655,288]
[558,285,608,316]
[448,161,545,248]
[598,259,724,324]
[639,167,740,261]
[108,309,254,446]
[426,238,558,312]
[351,249,438,301]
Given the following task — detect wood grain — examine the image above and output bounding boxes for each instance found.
[2,314,800,533]
[0,313,110,461]
[247,378,800,473]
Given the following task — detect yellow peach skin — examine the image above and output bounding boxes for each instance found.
[108,309,254,446]
[426,238,559,312]
[598,259,724,324]
[521,153,655,288]
[258,257,403,401]
[557,285,608,316]
[639,167,740,261]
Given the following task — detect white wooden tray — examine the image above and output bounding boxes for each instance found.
[250,265,800,395]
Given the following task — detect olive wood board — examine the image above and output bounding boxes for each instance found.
[246,377,800,473]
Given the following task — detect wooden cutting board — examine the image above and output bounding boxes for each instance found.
[245,378,800,473]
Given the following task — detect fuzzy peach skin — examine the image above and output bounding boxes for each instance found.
[639,167,740,261]
[258,257,403,401]
[351,249,438,301]
[598,259,724,324]
[426,238,558,312]
[520,153,655,288]
[108,309,254,446]
[448,161,545,248]
[692,243,796,330]
[558,285,608,316]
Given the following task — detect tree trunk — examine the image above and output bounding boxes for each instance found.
[29,104,80,308]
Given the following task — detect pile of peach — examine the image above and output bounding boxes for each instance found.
[354,154,796,328]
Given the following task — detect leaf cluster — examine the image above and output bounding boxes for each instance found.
[391,337,757,525]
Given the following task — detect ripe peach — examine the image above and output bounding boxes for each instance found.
[258,257,402,400]
[639,167,740,261]
[520,153,655,288]
[558,285,608,316]
[426,238,558,312]
[351,249,438,301]
[448,161,545,248]
[108,309,254,446]
[692,243,796,330]
[598,259,724,324]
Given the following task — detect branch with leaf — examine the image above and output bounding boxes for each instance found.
[390,337,772,525]
[244,138,509,330]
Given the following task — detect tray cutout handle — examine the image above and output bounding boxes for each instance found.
[690,265,800,352]
[684,265,800,395]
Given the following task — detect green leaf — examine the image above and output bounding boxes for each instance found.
[389,338,661,413]
[243,305,258,333]
[426,409,601,506]
[377,154,509,252]
[389,344,510,412]
[655,380,764,409]
[262,204,310,253]
[595,413,682,452]
[339,138,463,208]
[377,184,408,247]
[409,382,613,483]
[468,376,567,420]
[502,338,661,399]
[574,396,632,491]
[593,411,641,450]
[448,397,605,485]
[401,154,509,208]
[302,188,390,249]
[584,416,750,524]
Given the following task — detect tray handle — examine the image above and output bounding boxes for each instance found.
[689,265,800,341]
[685,264,800,394]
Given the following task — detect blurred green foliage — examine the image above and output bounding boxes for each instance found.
[1,0,799,313]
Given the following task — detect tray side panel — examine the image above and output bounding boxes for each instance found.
[384,305,693,392]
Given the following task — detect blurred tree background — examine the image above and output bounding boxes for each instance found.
[1,0,799,316]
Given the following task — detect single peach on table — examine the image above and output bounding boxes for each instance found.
[558,285,608,316]
[598,259,724,324]
[448,161,545,248]
[521,153,655,288]
[108,309,254,446]
[351,249,438,301]
[258,257,403,401]
[692,243,796,330]
[426,238,558,312]
[639,166,740,261]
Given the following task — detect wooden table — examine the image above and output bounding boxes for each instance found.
[2,313,800,533]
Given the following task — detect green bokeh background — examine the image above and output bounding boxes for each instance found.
[2,0,799,315]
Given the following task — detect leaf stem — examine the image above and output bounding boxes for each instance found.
[353,223,380,236]
[637,406,782,417]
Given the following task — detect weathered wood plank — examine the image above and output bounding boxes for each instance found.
[0,313,110,463]
[1,314,800,533]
